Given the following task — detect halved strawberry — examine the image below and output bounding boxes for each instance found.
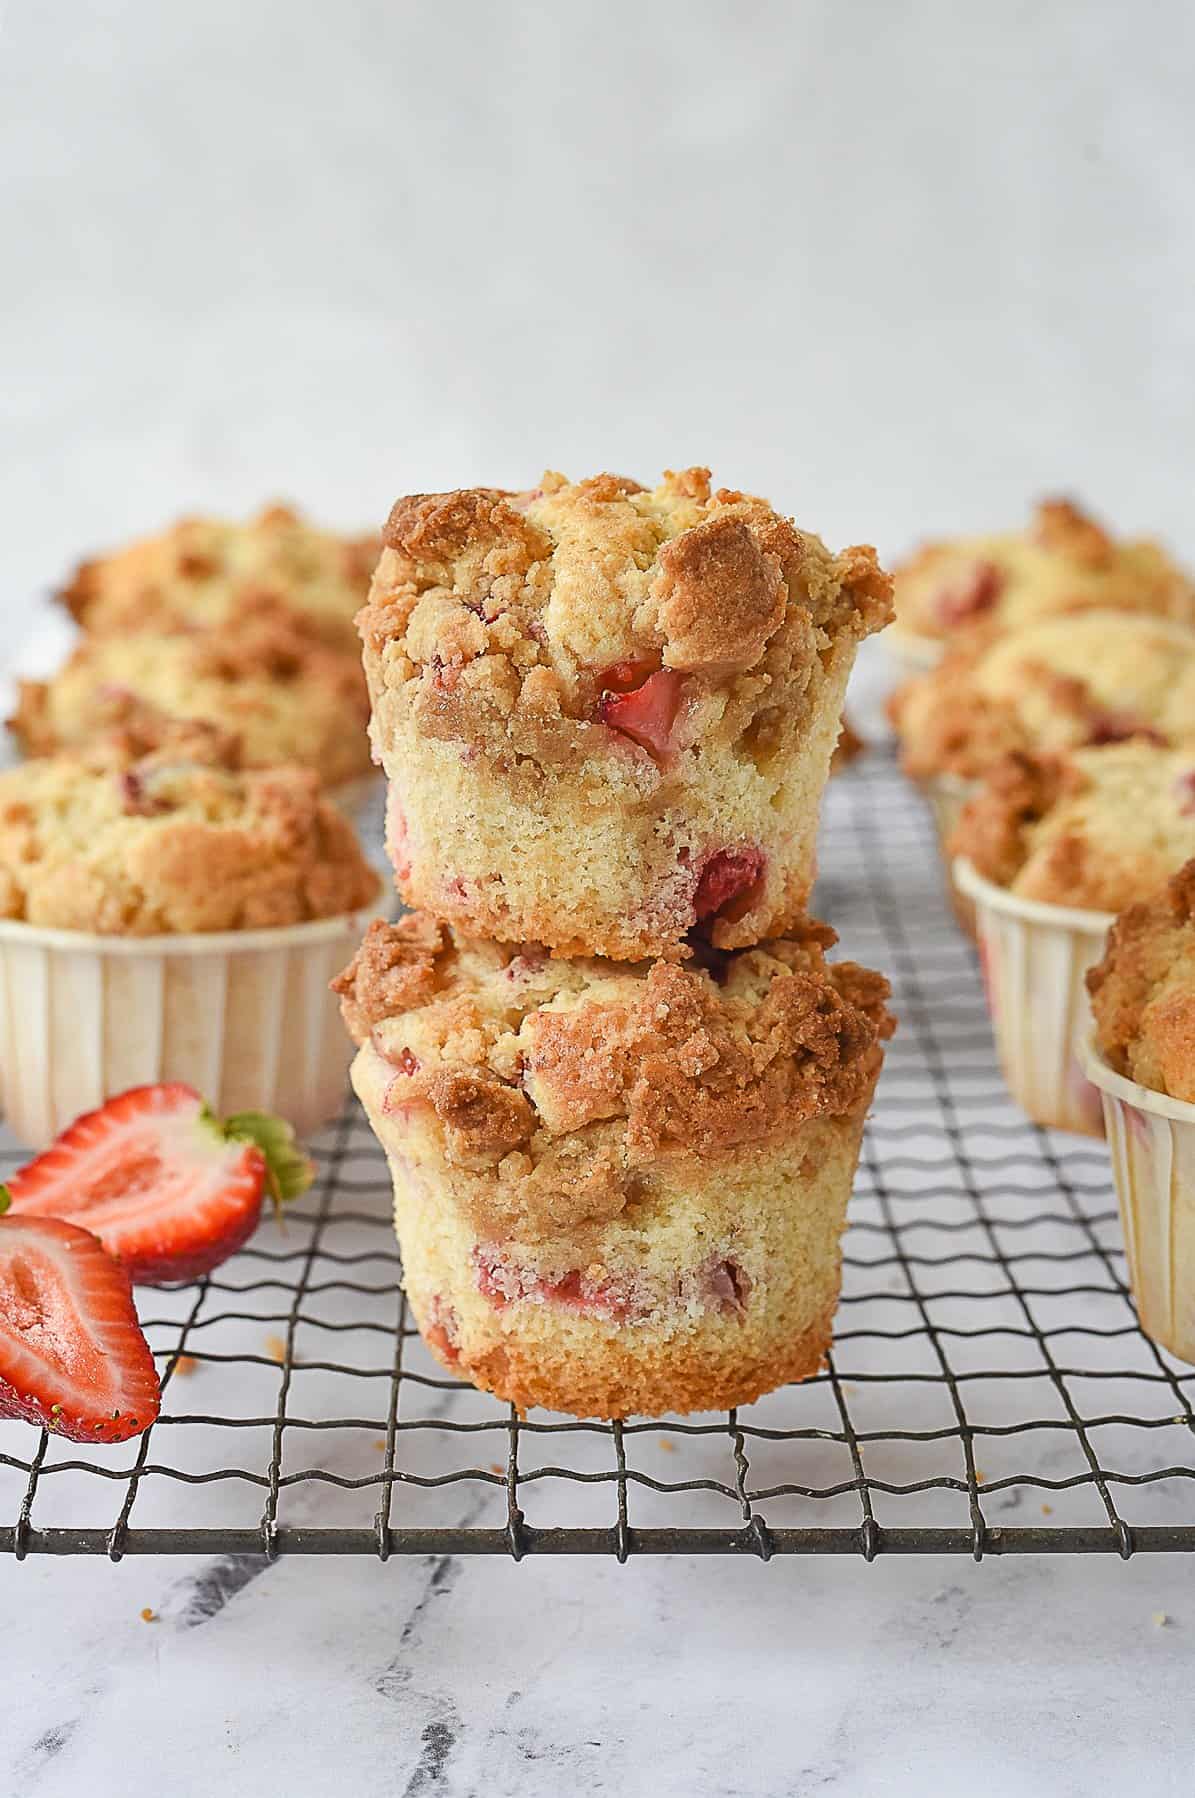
[598,666,686,760]
[0,1208,160,1441]
[4,1084,313,1285]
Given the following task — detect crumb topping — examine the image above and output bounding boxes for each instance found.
[10,614,372,787]
[360,467,891,773]
[58,503,379,651]
[1088,860,1195,1102]
[0,726,380,933]
[952,742,1195,911]
[335,912,894,1234]
[893,498,1195,641]
[893,610,1195,781]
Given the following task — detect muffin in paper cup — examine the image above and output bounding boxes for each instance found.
[953,857,1112,1134]
[0,727,382,1147]
[1080,1036,1195,1363]
[0,910,379,1147]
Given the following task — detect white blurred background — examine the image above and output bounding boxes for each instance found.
[2,0,1193,668]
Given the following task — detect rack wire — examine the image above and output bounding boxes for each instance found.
[4,749,1195,1561]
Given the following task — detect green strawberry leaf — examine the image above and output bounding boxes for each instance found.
[0,1184,9,1216]
[222,1111,315,1213]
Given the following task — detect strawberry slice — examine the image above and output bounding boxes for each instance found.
[598,665,686,759]
[0,1207,160,1441]
[4,1084,313,1285]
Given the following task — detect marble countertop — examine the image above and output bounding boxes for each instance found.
[3,1547,1190,1795]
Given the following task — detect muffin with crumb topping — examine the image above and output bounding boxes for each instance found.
[58,503,379,654]
[0,725,379,933]
[10,613,373,791]
[0,726,382,1144]
[891,610,1195,786]
[952,742,1195,913]
[360,467,891,961]
[335,911,893,1418]
[952,742,1195,1134]
[892,497,1194,657]
[1088,861,1195,1103]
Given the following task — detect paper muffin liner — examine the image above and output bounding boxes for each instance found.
[924,772,978,934]
[1080,1036,1195,1364]
[952,858,1113,1135]
[0,907,382,1148]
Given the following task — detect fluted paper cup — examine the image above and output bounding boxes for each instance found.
[952,858,1113,1135]
[925,773,978,934]
[1080,1036,1195,1363]
[0,908,381,1148]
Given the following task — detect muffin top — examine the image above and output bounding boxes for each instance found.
[1088,861,1195,1103]
[0,725,380,934]
[11,613,373,788]
[951,742,1195,911]
[893,609,1195,781]
[893,498,1194,644]
[59,504,379,653]
[336,911,893,1234]
[359,467,891,773]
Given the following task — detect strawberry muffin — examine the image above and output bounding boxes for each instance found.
[952,742,1195,913]
[11,613,373,791]
[0,725,382,1143]
[891,609,1195,785]
[59,503,379,654]
[1088,861,1195,1103]
[952,742,1195,1133]
[0,724,379,932]
[335,912,893,1418]
[892,497,1194,655]
[360,468,892,960]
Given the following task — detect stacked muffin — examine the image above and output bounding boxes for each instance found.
[887,496,1195,1132]
[335,466,896,1418]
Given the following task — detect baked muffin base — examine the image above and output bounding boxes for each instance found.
[352,1041,866,1418]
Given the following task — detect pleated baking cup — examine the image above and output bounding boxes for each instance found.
[924,772,978,934]
[887,623,945,679]
[0,906,382,1148]
[1080,1036,1195,1363]
[952,858,1114,1135]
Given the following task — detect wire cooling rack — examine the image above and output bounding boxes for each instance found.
[4,749,1195,1562]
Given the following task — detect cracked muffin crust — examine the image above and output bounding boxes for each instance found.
[11,613,373,789]
[335,912,893,1417]
[1088,861,1195,1103]
[0,725,380,933]
[951,742,1195,912]
[892,498,1195,646]
[360,467,891,959]
[891,610,1195,783]
[58,504,379,654]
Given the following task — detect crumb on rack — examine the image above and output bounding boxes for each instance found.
[172,1354,199,1376]
[1041,1503,1053,1516]
[489,1463,503,1476]
[140,1607,157,1623]
[1153,1611,1171,1628]
[264,1334,287,1364]
[373,1439,387,1452]
[659,1438,676,1453]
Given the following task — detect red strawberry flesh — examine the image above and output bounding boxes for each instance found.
[5,1083,267,1286]
[0,1215,160,1442]
[693,847,765,921]
[598,666,686,759]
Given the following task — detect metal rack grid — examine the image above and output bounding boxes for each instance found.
[4,749,1195,1562]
